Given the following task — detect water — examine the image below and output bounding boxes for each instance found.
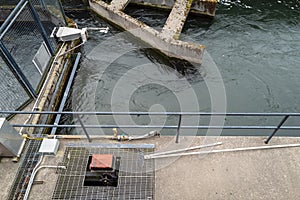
[61,1,300,136]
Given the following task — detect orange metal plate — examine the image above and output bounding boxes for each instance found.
[90,154,114,170]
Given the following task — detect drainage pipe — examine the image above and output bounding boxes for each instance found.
[23,157,66,200]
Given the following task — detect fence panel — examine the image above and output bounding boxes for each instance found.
[0,0,67,113]
[31,0,66,48]
[1,5,46,89]
[0,56,31,115]
[0,0,20,6]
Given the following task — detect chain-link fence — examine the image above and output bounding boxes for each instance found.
[0,0,19,5]
[0,56,31,111]
[0,0,66,115]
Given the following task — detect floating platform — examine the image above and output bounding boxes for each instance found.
[89,0,218,63]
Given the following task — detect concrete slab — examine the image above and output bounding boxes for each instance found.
[19,136,300,199]
[0,158,20,200]
[155,137,300,200]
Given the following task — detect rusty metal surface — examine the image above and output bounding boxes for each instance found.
[90,154,114,169]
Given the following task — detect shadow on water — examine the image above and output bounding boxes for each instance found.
[140,48,205,82]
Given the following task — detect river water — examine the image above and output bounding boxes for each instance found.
[61,0,300,136]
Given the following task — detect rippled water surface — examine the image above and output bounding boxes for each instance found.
[62,0,300,136]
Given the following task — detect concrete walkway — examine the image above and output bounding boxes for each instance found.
[3,136,298,199]
[155,137,300,200]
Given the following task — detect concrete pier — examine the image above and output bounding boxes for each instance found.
[131,0,218,16]
[160,0,193,40]
[109,0,130,10]
[89,0,214,63]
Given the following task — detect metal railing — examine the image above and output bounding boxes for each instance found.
[0,0,66,111]
[3,111,300,200]
[1,111,300,144]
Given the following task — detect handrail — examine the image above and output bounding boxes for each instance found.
[1,111,299,143]
[1,111,300,116]
[9,125,300,130]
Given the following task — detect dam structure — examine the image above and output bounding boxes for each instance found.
[0,0,300,200]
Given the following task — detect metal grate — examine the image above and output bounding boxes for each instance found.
[52,144,155,200]
[8,140,42,200]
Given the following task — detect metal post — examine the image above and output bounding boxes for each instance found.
[175,114,182,143]
[38,0,46,10]
[0,1,29,40]
[58,0,68,25]
[0,41,37,98]
[0,0,27,34]
[27,1,55,55]
[75,114,92,143]
[265,115,289,144]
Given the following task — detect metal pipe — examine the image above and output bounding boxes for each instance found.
[47,59,69,111]
[38,0,46,10]
[1,111,300,116]
[0,0,28,39]
[0,0,27,32]
[57,0,68,25]
[12,138,26,162]
[265,115,290,144]
[128,130,160,140]
[47,135,115,139]
[37,59,70,135]
[23,154,44,200]
[24,163,66,199]
[50,53,81,135]
[145,143,300,159]
[58,42,85,57]
[145,142,222,159]
[15,43,66,159]
[12,124,300,129]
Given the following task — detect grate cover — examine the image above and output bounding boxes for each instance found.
[52,144,155,200]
